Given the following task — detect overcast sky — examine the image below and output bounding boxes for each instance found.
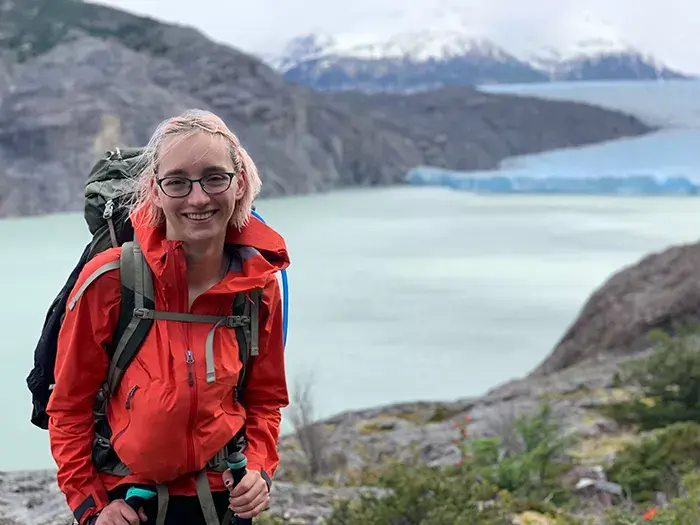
[93,0,699,73]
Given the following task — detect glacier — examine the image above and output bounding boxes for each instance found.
[405,125,700,197]
[406,166,700,196]
[407,80,700,197]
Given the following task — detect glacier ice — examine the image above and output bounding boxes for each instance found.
[406,166,700,196]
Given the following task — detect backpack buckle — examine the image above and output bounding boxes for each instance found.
[133,308,153,319]
[225,315,249,328]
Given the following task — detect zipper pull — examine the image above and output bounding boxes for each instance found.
[125,385,139,410]
[186,350,195,386]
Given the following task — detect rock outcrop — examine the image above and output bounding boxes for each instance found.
[0,0,652,218]
[531,241,700,376]
[0,351,635,524]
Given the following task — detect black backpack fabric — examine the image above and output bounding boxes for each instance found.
[27,147,143,429]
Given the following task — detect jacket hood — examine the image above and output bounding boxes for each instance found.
[129,207,290,292]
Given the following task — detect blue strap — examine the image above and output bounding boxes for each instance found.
[251,209,289,348]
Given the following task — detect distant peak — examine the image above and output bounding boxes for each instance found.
[270,33,337,71]
[271,30,514,69]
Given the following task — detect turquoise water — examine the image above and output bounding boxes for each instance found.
[3,188,700,471]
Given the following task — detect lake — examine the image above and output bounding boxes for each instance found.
[3,188,700,471]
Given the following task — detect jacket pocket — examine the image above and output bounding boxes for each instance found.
[110,384,139,449]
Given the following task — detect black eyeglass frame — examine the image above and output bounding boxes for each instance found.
[155,172,236,198]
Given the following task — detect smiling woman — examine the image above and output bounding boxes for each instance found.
[127,113,263,309]
[45,109,291,525]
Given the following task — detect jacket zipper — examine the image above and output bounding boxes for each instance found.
[186,349,197,472]
[177,249,197,474]
[111,385,139,447]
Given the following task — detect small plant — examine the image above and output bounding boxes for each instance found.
[287,370,332,482]
[599,328,700,431]
[607,422,700,503]
[465,403,577,506]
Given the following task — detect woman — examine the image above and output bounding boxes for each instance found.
[46,110,290,525]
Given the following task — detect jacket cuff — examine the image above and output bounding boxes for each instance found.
[74,488,110,525]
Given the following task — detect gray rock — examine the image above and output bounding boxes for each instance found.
[0,0,652,219]
[0,469,71,525]
[531,241,700,376]
[269,482,390,524]
[575,478,622,496]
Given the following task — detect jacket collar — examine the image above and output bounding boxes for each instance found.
[129,208,290,293]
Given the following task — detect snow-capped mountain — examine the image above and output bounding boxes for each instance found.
[272,32,555,92]
[267,31,691,93]
[530,37,684,82]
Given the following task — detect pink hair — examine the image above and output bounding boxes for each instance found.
[127,109,262,230]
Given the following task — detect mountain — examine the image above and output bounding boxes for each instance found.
[273,32,550,93]
[531,37,689,82]
[0,0,652,219]
[269,32,690,93]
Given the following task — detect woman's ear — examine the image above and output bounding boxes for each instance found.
[150,175,163,207]
[234,169,246,200]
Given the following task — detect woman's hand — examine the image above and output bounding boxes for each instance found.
[223,468,270,519]
[93,499,147,524]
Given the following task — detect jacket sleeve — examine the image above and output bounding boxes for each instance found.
[242,273,290,485]
[46,254,122,524]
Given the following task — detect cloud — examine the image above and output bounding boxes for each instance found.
[92,0,699,72]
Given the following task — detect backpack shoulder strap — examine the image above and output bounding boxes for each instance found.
[105,239,155,395]
[233,288,262,403]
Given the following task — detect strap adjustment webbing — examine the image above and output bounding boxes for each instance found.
[133,308,250,328]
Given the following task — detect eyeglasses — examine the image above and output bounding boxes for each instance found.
[155,172,235,198]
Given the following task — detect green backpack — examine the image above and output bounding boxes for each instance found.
[28,147,261,472]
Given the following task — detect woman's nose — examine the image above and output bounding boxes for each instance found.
[187,181,211,206]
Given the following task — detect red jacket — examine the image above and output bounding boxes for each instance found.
[46,210,290,524]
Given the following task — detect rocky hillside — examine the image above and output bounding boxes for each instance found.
[0,349,651,525]
[531,240,700,377]
[0,0,652,219]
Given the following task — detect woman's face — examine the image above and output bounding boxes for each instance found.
[152,131,245,246]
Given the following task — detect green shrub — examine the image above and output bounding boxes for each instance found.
[607,422,700,502]
[603,471,700,524]
[468,403,577,506]
[324,461,513,525]
[324,403,582,524]
[600,329,700,431]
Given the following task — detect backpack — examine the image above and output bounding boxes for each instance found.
[26,147,282,476]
